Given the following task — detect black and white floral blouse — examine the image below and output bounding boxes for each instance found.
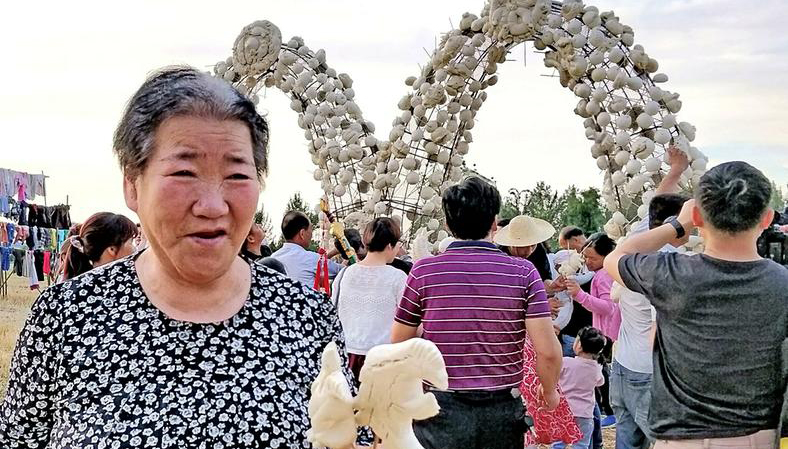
[0,255,348,448]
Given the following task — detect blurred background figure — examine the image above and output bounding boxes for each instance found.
[61,212,137,281]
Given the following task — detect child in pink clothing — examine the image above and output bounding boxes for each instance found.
[552,327,606,449]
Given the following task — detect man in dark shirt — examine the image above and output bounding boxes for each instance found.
[605,161,787,447]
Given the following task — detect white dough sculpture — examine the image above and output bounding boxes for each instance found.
[306,342,358,449]
[216,0,707,244]
[557,249,584,277]
[355,339,449,449]
[307,339,448,449]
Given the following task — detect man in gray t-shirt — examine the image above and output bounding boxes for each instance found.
[605,161,787,447]
[617,251,786,439]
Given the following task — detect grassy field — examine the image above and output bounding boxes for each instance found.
[0,275,40,397]
[0,275,616,446]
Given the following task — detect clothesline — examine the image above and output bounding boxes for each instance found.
[0,168,73,296]
[0,167,47,203]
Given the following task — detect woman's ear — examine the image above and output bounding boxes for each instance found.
[123,175,139,213]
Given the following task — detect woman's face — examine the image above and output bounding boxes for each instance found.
[124,116,260,284]
[382,242,402,263]
[510,244,536,259]
[116,238,135,259]
[582,246,605,271]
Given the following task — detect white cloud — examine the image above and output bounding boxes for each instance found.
[1,0,787,229]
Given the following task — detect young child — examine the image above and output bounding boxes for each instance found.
[552,326,606,449]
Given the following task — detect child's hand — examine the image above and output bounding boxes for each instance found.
[538,385,560,411]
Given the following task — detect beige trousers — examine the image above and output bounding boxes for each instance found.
[654,429,777,449]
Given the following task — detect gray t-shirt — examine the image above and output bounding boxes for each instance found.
[619,252,788,440]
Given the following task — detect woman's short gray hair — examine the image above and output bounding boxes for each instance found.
[113,66,269,179]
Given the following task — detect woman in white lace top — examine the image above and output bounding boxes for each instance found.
[331,217,408,383]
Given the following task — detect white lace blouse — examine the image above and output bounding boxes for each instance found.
[331,264,407,355]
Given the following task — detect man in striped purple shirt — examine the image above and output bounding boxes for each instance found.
[391,177,562,449]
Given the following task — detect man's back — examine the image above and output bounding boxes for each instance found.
[272,242,342,287]
[395,241,551,391]
[619,252,788,439]
[272,242,317,286]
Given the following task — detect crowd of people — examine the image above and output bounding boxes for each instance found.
[0,66,785,449]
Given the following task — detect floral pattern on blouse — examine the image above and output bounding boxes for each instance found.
[0,255,352,448]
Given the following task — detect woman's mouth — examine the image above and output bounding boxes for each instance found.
[187,230,228,246]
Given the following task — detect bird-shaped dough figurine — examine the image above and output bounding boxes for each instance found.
[557,250,584,277]
[354,339,449,449]
[306,342,358,449]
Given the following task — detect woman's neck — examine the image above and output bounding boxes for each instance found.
[136,250,251,323]
[360,251,389,266]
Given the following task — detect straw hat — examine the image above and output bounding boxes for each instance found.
[494,215,556,247]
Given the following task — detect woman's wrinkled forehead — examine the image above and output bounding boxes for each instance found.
[148,116,256,169]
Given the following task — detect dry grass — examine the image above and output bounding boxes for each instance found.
[0,275,41,397]
[0,276,617,446]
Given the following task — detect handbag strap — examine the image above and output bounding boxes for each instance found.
[332,266,347,308]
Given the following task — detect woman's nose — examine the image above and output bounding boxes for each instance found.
[192,182,230,218]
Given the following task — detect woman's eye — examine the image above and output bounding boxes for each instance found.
[228,173,251,180]
[171,170,195,177]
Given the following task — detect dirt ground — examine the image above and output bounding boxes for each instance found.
[0,275,617,447]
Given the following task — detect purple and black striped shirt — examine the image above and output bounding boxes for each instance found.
[395,241,551,391]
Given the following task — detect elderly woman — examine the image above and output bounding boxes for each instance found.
[0,67,349,448]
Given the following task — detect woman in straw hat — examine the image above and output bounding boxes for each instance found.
[495,216,583,448]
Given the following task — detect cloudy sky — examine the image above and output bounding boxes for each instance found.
[2,0,786,231]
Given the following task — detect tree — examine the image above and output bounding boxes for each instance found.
[501,183,608,249]
[769,180,786,212]
[559,186,609,236]
[254,204,275,244]
[508,182,566,226]
[285,192,319,225]
[277,192,321,251]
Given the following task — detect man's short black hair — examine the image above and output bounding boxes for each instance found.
[577,326,606,355]
[583,232,617,257]
[281,211,311,240]
[442,177,501,240]
[648,193,689,230]
[696,161,772,234]
[562,226,585,241]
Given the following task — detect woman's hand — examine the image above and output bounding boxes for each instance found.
[565,278,582,299]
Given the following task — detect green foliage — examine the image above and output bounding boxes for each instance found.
[559,186,609,235]
[285,192,319,225]
[769,181,786,211]
[253,205,274,243]
[277,192,321,250]
[502,183,608,248]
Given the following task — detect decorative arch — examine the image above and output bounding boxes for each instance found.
[214,0,707,245]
